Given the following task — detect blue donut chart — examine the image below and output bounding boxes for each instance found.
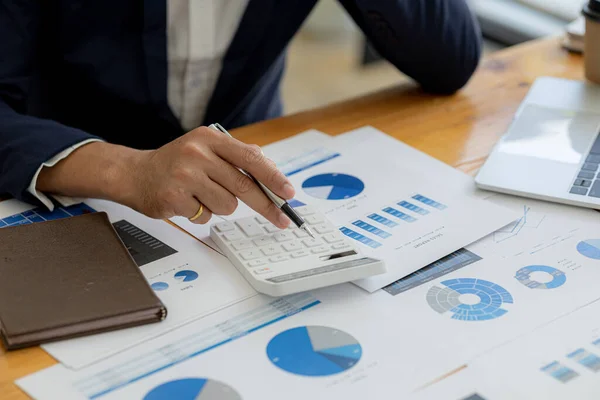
[515,265,566,289]
[427,278,513,321]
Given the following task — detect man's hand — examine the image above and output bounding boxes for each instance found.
[37,127,296,228]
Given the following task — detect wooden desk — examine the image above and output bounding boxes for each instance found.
[0,37,584,399]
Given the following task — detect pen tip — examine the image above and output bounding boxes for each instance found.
[304,225,315,239]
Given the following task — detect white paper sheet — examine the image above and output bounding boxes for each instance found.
[4,199,258,369]
[408,367,503,400]
[276,127,517,291]
[465,299,600,399]
[468,191,600,259]
[16,284,466,400]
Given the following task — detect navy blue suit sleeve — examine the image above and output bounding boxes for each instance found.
[0,1,95,204]
[339,0,482,94]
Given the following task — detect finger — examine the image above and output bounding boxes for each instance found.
[193,176,239,216]
[211,138,295,200]
[206,158,291,228]
[175,195,213,225]
[191,206,212,225]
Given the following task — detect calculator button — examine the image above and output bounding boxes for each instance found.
[323,233,343,243]
[332,242,351,250]
[253,236,275,246]
[296,206,315,216]
[274,231,294,242]
[236,218,264,237]
[254,215,269,225]
[248,259,267,267]
[313,223,333,234]
[282,241,302,251]
[269,255,290,263]
[311,245,330,254]
[232,240,254,250]
[239,250,261,260]
[302,238,323,247]
[254,267,272,275]
[263,224,281,233]
[293,229,309,238]
[223,231,244,241]
[215,222,236,232]
[291,250,310,258]
[260,245,282,256]
[305,214,324,225]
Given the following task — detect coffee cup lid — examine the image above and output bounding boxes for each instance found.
[584,0,600,20]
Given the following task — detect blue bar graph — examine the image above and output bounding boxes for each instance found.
[367,213,398,227]
[412,194,447,210]
[339,227,382,248]
[541,361,579,383]
[567,348,600,372]
[398,201,429,215]
[352,220,391,239]
[382,207,417,222]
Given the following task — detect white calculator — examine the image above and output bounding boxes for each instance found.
[210,206,386,297]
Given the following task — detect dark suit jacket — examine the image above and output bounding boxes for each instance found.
[0,0,482,205]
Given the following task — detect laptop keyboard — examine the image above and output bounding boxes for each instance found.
[570,134,600,198]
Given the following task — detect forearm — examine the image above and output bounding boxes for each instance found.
[342,0,482,93]
[36,141,143,206]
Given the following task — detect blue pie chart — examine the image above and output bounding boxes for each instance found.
[302,173,364,200]
[515,265,566,289]
[174,270,199,282]
[266,326,362,377]
[144,378,241,400]
[577,239,600,260]
[151,282,169,291]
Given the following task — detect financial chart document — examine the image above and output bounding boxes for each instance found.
[280,130,517,292]
[466,300,600,400]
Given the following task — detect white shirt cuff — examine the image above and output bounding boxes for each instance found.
[27,139,104,210]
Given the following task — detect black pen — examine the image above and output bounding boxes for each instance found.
[209,123,315,238]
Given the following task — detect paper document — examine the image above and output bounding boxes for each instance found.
[16,283,468,400]
[408,367,508,400]
[275,127,517,291]
[0,199,257,369]
[466,299,600,399]
[468,192,600,259]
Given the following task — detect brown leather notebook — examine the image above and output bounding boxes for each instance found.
[0,211,167,350]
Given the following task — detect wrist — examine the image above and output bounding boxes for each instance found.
[37,141,146,206]
[102,145,149,208]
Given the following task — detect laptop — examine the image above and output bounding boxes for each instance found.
[475,77,600,210]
